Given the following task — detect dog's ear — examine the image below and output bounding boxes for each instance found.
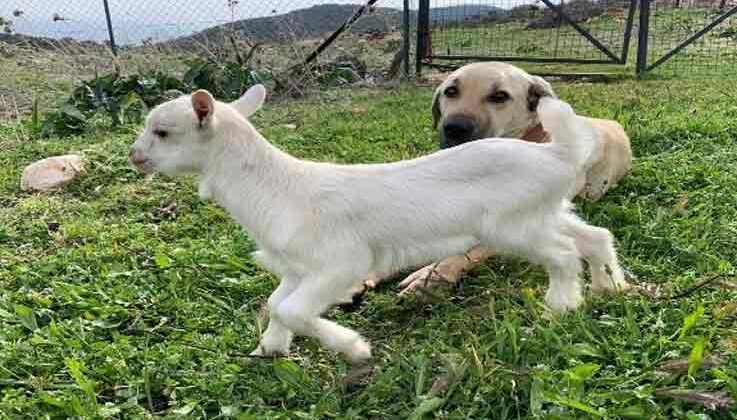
[231,84,266,118]
[527,75,555,112]
[191,90,215,127]
[431,85,442,128]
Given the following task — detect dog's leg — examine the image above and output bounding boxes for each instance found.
[251,277,299,357]
[563,214,630,294]
[398,246,493,295]
[275,279,372,365]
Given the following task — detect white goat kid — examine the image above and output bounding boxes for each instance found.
[129,85,628,366]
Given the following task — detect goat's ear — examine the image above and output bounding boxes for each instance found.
[191,90,215,126]
[231,84,266,118]
[527,75,556,112]
[431,85,442,128]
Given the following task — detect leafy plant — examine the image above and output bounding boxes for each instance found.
[40,104,88,138]
[70,72,186,126]
[39,72,186,137]
[38,41,271,138]
[183,58,268,102]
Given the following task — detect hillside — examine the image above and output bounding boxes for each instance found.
[430,4,502,22]
[167,3,502,47]
[0,32,107,51]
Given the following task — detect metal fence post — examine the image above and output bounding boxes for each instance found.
[102,0,118,56]
[415,0,430,76]
[402,0,410,78]
[636,0,650,76]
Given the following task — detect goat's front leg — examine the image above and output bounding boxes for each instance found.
[398,246,493,296]
[275,279,372,365]
[251,278,299,357]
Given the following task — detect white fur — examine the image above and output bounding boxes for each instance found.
[129,86,627,364]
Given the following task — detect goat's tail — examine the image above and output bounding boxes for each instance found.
[537,97,595,169]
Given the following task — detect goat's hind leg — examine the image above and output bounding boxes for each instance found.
[563,213,629,295]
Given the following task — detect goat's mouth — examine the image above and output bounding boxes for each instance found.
[130,158,155,174]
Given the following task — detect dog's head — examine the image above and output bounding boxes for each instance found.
[129,85,266,176]
[432,62,555,149]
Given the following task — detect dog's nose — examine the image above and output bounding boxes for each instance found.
[442,116,476,148]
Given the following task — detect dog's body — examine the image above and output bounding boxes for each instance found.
[382,62,633,294]
[129,86,627,365]
[432,63,632,201]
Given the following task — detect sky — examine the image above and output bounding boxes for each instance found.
[1,0,410,44]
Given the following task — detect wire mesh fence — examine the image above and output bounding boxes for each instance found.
[426,0,636,63]
[2,0,735,116]
[0,1,415,94]
[1,1,409,46]
[417,0,737,76]
[644,0,737,74]
[0,0,424,120]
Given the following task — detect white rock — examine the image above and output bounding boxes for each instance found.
[20,154,86,192]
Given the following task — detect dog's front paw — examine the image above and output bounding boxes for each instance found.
[398,260,463,297]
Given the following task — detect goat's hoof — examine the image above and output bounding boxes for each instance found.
[249,345,286,359]
[544,293,583,314]
[590,280,631,296]
[591,266,631,296]
[346,339,372,366]
[249,346,267,357]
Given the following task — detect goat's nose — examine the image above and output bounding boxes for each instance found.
[442,116,476,146]
[129,148,146,164]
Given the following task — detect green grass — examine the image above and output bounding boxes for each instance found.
[1,79,737,419]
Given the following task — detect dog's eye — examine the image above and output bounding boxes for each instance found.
[488,91,511,104]
[153,129,169,139]
[443,86,459,98]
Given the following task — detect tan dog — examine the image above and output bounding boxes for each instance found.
[368,62,633,295]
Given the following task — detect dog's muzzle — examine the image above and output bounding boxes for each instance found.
[440,115,477,149]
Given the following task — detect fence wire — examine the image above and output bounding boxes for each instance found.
[418,0,737,75]
[2,0,735,85]
[0,0,414,83]
[427,0,635,63]
[646,0,737,74]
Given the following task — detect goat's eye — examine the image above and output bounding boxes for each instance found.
[488,91,511,103]
[153,129,169,139]
[443,86,459,98]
